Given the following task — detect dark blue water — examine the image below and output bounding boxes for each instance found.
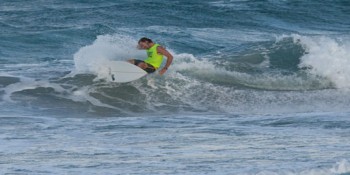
[1,1,350,174]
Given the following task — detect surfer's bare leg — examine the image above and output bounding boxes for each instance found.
[137,62,148,69]
[127,59,147,69]
[127,59,135,64]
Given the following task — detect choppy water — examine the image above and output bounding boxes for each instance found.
[1,0,350,174]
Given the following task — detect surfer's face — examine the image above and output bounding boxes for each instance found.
[137,41,150,50]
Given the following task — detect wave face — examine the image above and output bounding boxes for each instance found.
[0,0,349,116]
[1,34,350,116]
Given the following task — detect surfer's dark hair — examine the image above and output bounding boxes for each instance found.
[138,37,153,43]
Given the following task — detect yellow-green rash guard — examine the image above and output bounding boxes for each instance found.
[144,44,163,69]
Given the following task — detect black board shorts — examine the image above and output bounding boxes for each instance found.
[133,59,156,73]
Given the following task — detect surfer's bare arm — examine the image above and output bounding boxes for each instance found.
[157,46,173,75]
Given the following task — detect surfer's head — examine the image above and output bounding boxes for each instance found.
[137,37,153,49]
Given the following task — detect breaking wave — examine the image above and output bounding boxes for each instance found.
[1,34,350,116]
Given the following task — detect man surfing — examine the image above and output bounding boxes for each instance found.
[128,37,173,75]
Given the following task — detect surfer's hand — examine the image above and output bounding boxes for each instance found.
[159,68,167,75]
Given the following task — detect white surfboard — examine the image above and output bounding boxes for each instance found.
[108,61,147,83]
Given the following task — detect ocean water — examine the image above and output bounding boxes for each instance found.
[1,0,350,174]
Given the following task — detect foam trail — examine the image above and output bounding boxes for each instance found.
[1,77,66,102]
[170,52,330,91]
[0,74,121,112]
[68,86,128,112]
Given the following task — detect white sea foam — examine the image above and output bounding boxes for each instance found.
[295,35,350,89]
[73,34,145,80]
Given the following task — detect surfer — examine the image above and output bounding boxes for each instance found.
[128,37,173,75]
